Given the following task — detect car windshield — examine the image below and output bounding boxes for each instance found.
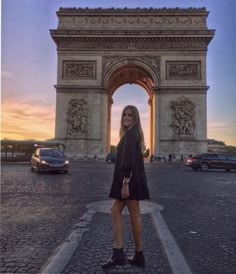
[40,149,63,158]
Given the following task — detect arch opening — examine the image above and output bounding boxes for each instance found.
[110,84,150,151]
[108,64,154,96]
[107,64,155,155]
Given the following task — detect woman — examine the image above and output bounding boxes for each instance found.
[102,105,150,269]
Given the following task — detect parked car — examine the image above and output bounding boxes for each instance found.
[185,153,236,171]
[31,148,69,173]
[106,152,117,163]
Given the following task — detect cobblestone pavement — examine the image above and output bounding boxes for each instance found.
[63,213,172,274]
[1,161,236,274]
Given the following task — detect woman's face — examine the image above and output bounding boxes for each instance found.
[122,108,133,128]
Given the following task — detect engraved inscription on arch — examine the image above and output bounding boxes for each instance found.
[167,61,201,80]
[170,96,196,137]
[63,61,96,79]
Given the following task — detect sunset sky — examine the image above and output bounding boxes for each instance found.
[1,0,236,147]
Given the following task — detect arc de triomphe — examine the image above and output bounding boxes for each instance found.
[50,7,214,158]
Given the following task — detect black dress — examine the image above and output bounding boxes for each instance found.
[109,126,150,200]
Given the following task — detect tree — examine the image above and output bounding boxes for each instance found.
[110,145,117,152]
[143,148,150,158]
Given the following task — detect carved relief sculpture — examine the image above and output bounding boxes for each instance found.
[167,61,201,80]
[66,99,88,136]
[170,97,196,136]
[63,61,96,79]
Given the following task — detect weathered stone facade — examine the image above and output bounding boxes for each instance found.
[50,7,214,158]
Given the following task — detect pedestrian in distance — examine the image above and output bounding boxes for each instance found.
[102,105,150,269]
[150,154,154,163]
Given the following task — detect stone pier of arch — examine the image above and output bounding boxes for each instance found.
[50,7,214,159]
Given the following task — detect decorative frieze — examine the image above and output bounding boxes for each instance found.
[57,7,208,30]
[66,99,89,137]
[170,96,196,137]
[57,38,209,51]
[63,61,96,79]
[58,15,207,29]
[167,61,201,80]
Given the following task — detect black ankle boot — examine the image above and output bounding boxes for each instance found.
[102,248,126,269]
[127,250,145,267]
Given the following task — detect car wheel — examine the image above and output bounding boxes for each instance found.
[200,162,209,171]
[30,166,34,172]
[225,169,231,172]
[64,170,68,173]
[192,167,198,171]
[37,164,41,173]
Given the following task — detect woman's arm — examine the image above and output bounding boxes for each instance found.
[120,128,139,178]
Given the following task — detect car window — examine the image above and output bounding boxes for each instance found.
[216,154,228,160]
[230,156,236,161]
[40,149,63,157]
[205,154,217,159]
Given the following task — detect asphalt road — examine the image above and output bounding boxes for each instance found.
[1,161,236,274]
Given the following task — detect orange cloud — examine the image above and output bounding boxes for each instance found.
[3,98,234,149]
[1,100,55,140]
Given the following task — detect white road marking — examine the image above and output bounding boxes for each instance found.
[40,209,96,274]
[152,210,192,274]
[40,200,192,274]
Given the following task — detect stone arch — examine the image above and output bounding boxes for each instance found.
[107,65,154,96]
[103,57,159,90]
[51,7,214,159]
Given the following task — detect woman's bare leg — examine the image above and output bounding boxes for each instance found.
[111,199,126,248]
[102,200,126,269]
[126,200,142,251]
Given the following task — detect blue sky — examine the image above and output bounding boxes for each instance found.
[1,0,236,146]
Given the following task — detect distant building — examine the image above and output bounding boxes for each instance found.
[208,139,227,153]
[1,140,65,161]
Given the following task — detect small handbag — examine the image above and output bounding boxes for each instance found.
[121,172,132,199]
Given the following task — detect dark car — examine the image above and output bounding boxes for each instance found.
[185,153,236,171]
[105,152,117,163]
[31,148,69,173]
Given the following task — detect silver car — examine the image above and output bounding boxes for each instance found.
[31,148,69,173]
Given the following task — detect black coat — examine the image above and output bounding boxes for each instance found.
[109,126,150,200]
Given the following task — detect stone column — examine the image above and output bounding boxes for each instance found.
[152,88,161,156]
[106,94,113,153]
[148,97,154,154]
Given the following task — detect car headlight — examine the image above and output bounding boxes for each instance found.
[41,160,48,164]
[64,160,69,164]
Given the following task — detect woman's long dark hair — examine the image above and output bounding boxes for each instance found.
[119,105,145,152]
